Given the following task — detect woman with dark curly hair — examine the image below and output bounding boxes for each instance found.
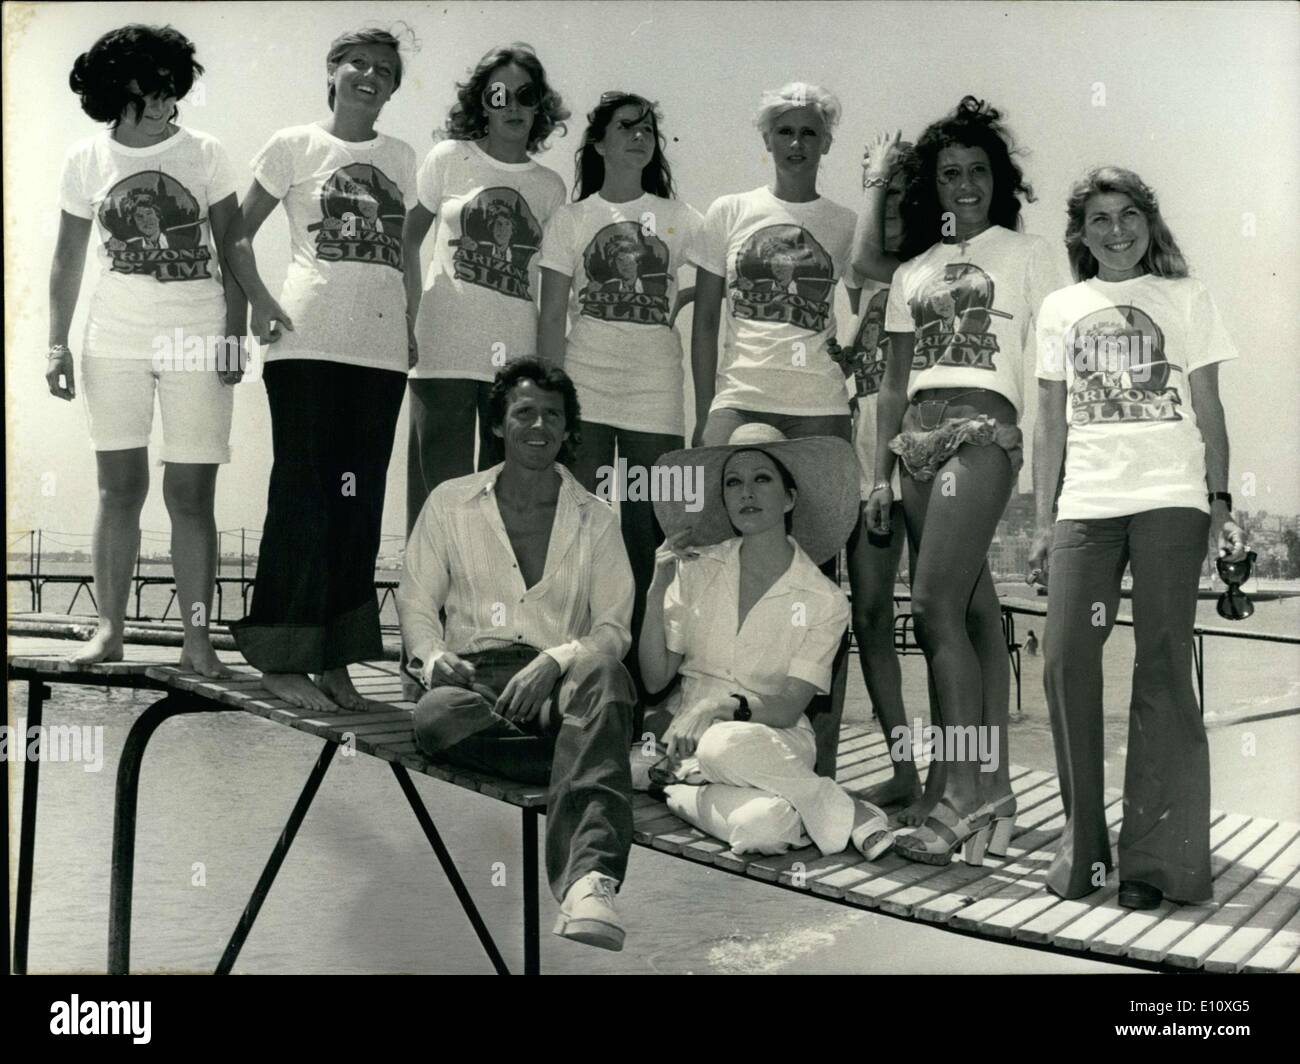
[403,43,569,523]
[536,91,702,700]
[223,27,418,712]
[49,24,243,677]
[1030,166,1246,909]
[860,97,1069,865]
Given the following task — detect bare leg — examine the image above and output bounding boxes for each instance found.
[905,443,1014,819]
[68,449,149,665]
[846,501,922,809]
[164,462,231,678]
[898,475,945,825]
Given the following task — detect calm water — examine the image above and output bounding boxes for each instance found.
[7,571,1299,973]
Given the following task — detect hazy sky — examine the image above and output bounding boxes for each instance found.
[5,0,1298,550]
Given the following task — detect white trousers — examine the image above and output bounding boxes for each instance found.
[666,720,855,856]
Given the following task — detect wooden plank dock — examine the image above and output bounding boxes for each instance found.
[7,631,1299,974]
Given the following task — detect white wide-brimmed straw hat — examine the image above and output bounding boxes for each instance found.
[652,424,861,565]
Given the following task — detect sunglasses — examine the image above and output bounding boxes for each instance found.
[482,81,541,111]
[1216,549,1257,621]
[600,90,651,106]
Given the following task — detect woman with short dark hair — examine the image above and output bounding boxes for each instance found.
[50,23,242,676]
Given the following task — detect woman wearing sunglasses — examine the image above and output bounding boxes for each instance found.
[1029,165,1247,910]
[224,27,417,711]
[688,82,857,449]
[537,92,702,696]
[403,43,568,526]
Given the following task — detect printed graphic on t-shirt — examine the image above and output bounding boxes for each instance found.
[850,287,890,398]
[910,263,1011,372]
[99,171,211,282]
[450,187,542,301]
[577,222,671,326]
[730,225,835,332]
[1065,305,1182,425]
[310,164,406,270]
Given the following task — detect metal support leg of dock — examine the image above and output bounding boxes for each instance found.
[389,763,512,974]
[522,807,540,975]
[214,740,338,974]
[12,680,51,975]
[107,693,232,975]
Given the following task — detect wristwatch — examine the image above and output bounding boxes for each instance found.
[1208,491,1233,511]
[729,693,751,722]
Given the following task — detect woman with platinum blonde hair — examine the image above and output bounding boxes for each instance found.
[688,82,857,451]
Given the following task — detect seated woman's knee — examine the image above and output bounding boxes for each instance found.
[696,721,767,775]
[729,794,803,855]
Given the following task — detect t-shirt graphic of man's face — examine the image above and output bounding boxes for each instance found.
[730,224,835,332]
[99,172,207,281]
[578,222,670,323]
[1066,305,1180,424]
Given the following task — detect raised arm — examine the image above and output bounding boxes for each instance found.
[46,210,92,400]
[537,266,572,365]
[689,268,725,446]
[850,130,904,284]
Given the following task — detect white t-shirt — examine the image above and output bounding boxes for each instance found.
[842,276,898,499]
[251,123,417,372]
[884,226,1068,416]
[1036,274,1238,520]
[539,193,702,436]
[59,127,236,358]
[689,186,856,416]
[410,139,567,381]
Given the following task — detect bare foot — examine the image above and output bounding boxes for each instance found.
[66,627,124,666]
[897,764,946,826]
[179,639,233,679]
[316,667,370,711]
[861,773,923,810]
[261,672,339,711]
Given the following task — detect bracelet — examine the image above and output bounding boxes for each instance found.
[868,482,892,494]
[48,344,72,358]
[1208,491,1233,511]
[862,174,889,190]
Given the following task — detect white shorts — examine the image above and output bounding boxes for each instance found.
[80,355,234,463]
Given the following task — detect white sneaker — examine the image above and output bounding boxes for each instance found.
[553,871,625,951]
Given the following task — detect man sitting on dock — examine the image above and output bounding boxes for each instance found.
[397,357,638,952]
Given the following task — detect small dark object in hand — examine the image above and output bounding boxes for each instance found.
[1216,549,1257,621]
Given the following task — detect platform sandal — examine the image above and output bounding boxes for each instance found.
[978,794,1017,858]
[850,800,895,861]
[893,798,993,867]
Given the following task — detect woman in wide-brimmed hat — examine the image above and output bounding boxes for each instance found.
[636,424,894,859]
